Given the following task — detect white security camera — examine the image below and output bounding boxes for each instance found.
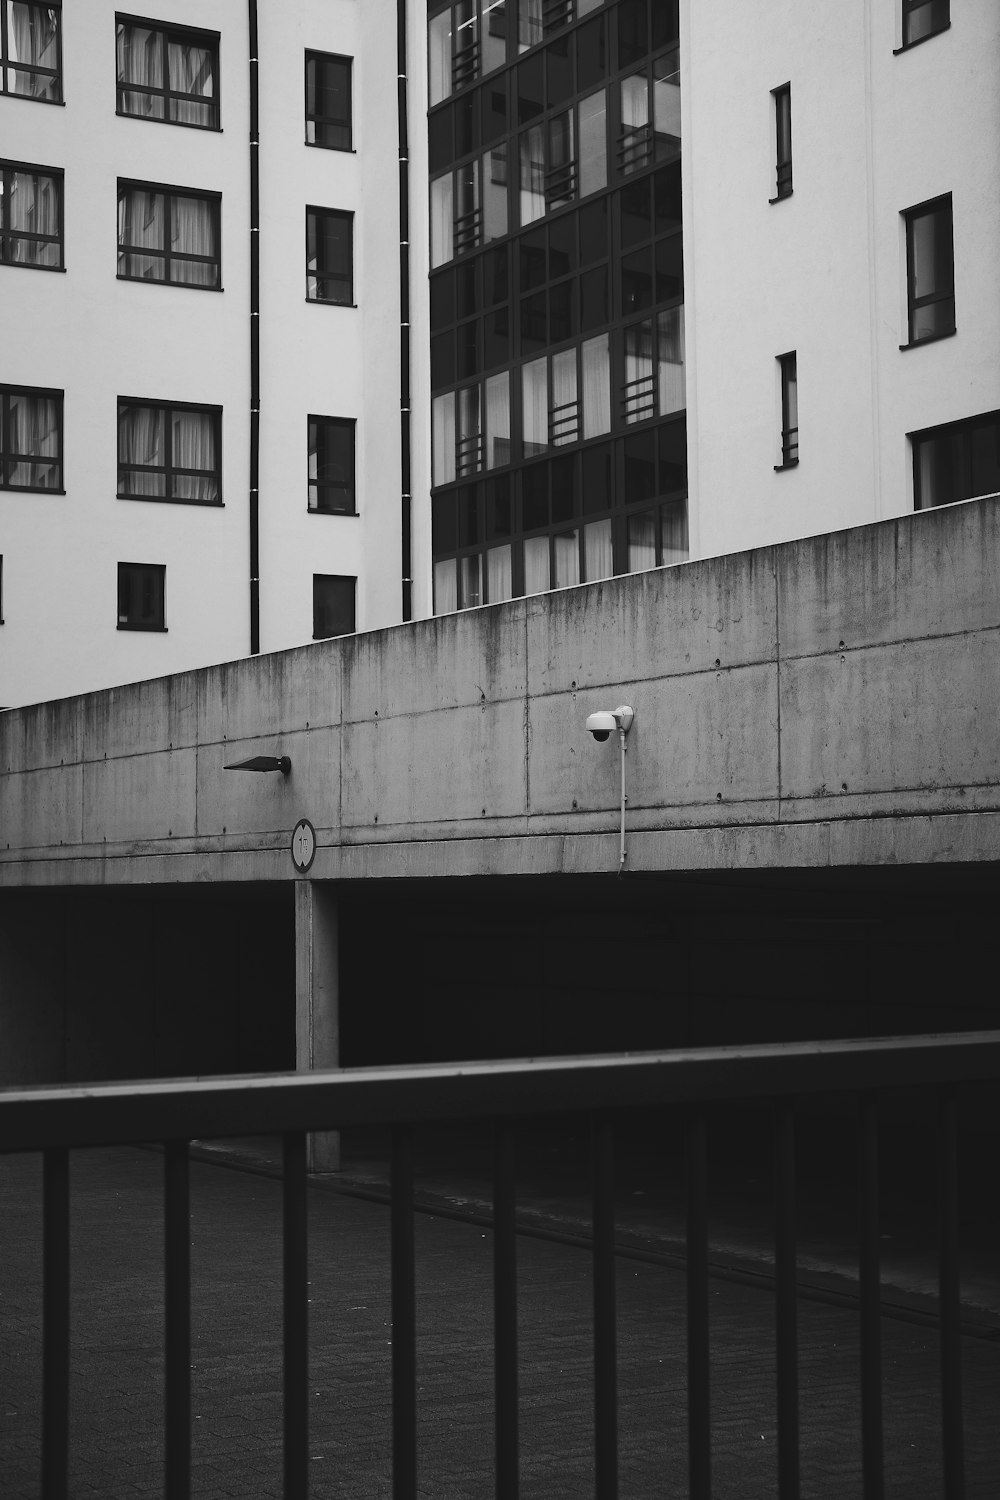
[585,705,634,742]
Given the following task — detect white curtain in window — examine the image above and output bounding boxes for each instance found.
[169,39,215,123]
[658,305,685,415]
[487,543,512,603]
[460,554,482,609]
[553,530,580,589]
[521,358,548,456]
[430,173,454,267]
[428,9,453,106]
[116,24,162,116]
[172,410,217,500]
[434,558,458,614]
[481,0,506,72]
[577,89,607,198]
[518,0,542,52]
[523,535,550,595]
[120,189,165,253]
[482,149,508,241]
[432,393,456,485]
[9,393,58,486]
[170,195,215,283]
[9,3,60,95]
[9,170,58,264]
[485,372,510,468]
[550,349,578,446]
[661,501,689,566]
[584,519,613,581]
[581,334,611,438]
[118,406,165,495]
[519,126,545,226]
[628,511,657,573]
[621,74,649,131]
[653,48,682,157]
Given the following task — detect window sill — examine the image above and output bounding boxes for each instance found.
[0,486,66,496]
[774,459,799,472]
[117,274,223,292]
[118,494,223,508]
[1,262,66,273]
[899,328,956,351]
[305,297,357,308]
[308,508,359,517]
[117,624,167,633]
[768,190,793,205]
[305,141,356,154]
[115,110,222,132]
[893,22,950,54]
[0,93,64,106]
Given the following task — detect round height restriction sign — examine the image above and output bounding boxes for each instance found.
[291,818,316,873]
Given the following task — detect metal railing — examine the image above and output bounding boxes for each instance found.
[2,1031,999,1499]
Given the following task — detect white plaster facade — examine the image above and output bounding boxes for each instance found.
[682,0,1000,559]
[1,0,429,709]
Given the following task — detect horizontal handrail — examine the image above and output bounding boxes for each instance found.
[3,1031,1000,1154]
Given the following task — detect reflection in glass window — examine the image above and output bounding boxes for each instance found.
[428,10,453,105]
[550,349,579,445]
[483,147,508,240]
[518,0,542,53]
[653,49,681,162]
[519,125,546,225]
[434,557,458,613]
[524,534,550,593]
[657,306,685,415]
[488,543,513,601]
[620,73,649,174]
[433,392,456,484]
[553,529,580,588]
[581,334,611,438]
[628,511,656,572]
[578,89,607,197]
[485,372,511,467]
[522,357,548,456]
[460,553,482,608]
[457,385,482,474]
[584,518,613,580]
[624,321,655,423]
[430,173,454,267]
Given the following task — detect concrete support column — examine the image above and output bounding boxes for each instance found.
[294,880,340,1172]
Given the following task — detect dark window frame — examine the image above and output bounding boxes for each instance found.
[0,158,64,269]
[0,1,62,103]
[308,415,357,514]
[312,573,356,639]
[115,14,220,130]
[902,193,955,347]
[305,206,354,305]
[911,408,1000,511]
[117,178,222,289]
[117,397,223,506]
[896,0,950,51]
[777,351,798,468]
[305,50,353,151]
[117,560,166,631]
[0,382,64,492]
[770,83,792,202]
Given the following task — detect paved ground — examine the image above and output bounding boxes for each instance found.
[2,1129,999,1499]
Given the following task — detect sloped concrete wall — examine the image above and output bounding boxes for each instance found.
[3,498,1000,888]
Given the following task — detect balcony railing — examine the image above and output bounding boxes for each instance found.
[2,1031,998,1499]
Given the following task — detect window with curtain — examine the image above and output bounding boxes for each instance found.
[911,409,1000,510]
[577,88,607,197]
[519,125,546,225]
[584,518,613,580]
[430,174,454,267]
[518,0,542,52]
[433,392,457,485]
[581,333,611,438]
[313,574,356,639]
[1,2,61,101]
[0,160,62,266]
[485,372,510,467]
[118,400,221,504]
[306,207,353,304]
[652,48,681,163]
[657,305,685,415]
[117,562,166,631]
[116,19,218,127]
[487,543,512,602]
[308,416,356,513]
[306,51,351,149]
[434,558,458,614]
[904,194,954,345]
[118,183,220,287]
[522,357,549,456]
[0,384,62,490]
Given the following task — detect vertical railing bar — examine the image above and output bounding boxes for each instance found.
[493,1119,519,1500]
[938,1087,964,1499]
[773,1098,800,1500]
[42,1146,69,1500]
[164,1139,191,1500]
[392,1125,417,1500]
[283,1130,309,1500]
[592,1113,617,1500]
[857,1091,883,1500]
[685,1105,711,1500]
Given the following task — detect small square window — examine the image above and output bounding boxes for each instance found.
[118,400,221,504]
[308,416,356,513]
[0,160,63,267]
[903,195,954,345]
[118,561,166,631]
[306,51,352,150]
[313,574,356,639]
[118,181,221,288]
[306,207,353,304]
[0,384,62,490]
[116,17,219,128]
[1,2,61,102]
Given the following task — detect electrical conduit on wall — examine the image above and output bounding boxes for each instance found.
[398,0,413,621]
[249,0,261,653]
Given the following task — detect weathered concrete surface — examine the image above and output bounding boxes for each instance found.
[3,499,1000,888]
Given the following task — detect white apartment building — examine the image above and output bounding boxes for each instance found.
[1,0,431,708]
[3,1,998,708]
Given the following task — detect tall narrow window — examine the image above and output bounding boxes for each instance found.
[118,562,166,631]
[313,574,356,639]
[772,84,792,201]
[116,19,219,127]
[306,207,353,304]
[901,0,949,48]
[308,416,356,513]
[305,52,352,150]
[0,384,62,490]
[0,161,62,267]
[118,400,221,504]
[118,182,221,287]
[904,195,954,345]
[778,352,798,467]
[1,2,61,101]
